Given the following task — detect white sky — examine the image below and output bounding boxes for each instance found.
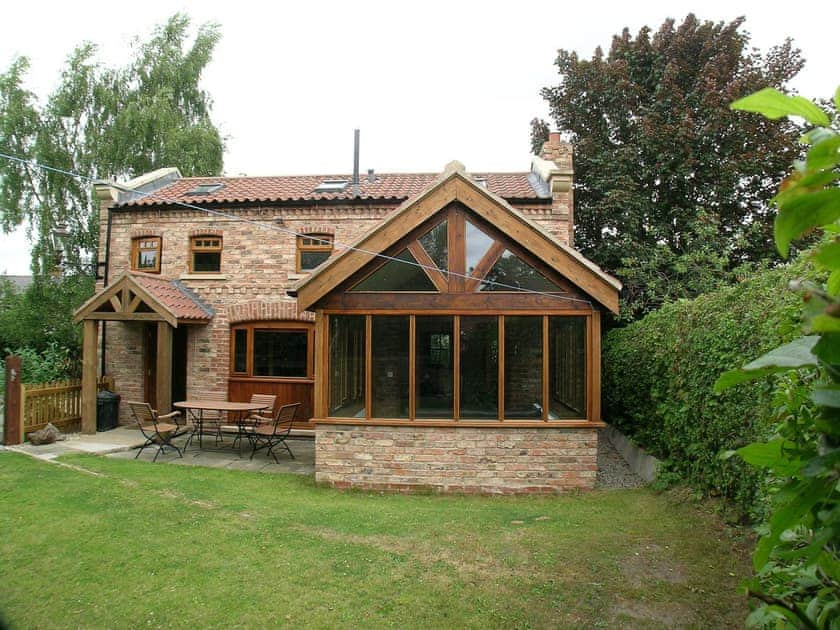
[0,0,837,274]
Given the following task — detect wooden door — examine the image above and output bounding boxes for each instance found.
[172,327,188,404]
[143,324,157,408]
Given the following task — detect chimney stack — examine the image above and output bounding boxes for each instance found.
[531,132,575,246]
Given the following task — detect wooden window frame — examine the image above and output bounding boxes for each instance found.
[321,311,599,428]
[297,233,334,273]
[229,321,315,382]
[189,235,223,273]
[131,236,162,274]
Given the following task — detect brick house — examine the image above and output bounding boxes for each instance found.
[75,133,621,493]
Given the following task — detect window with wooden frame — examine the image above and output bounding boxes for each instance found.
[297,233,333,272]
[326,313,591,423]
[229,322,314,379]
[131,236,162,273]
[190,235,222,273]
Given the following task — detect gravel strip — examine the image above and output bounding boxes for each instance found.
[596,429,646,489]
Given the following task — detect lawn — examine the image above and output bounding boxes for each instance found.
[0,451,749,628]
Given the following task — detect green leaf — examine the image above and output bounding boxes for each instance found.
[813,243,840,270]
[754,477,834,569]
[801,127,837,146]
[813,333,840,363]
[775,189,840,257]
[734,439,804,475]
[811,385,840,408]
[731,87,830,127]
[714,336,819,392]
[834,86,840,111]
[806,136,840,171]
[809,314,840,333]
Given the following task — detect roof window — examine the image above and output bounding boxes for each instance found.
[186,183,225,195]
[313,179,349,193]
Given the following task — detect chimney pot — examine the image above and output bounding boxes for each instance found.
[367,168,375,183]
[549,131,562,145]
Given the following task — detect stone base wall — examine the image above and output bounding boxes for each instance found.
[315,424,598,494]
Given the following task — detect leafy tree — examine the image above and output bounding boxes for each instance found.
[717,87,839,628]
[538,14,804,320]
[0,13,224,275]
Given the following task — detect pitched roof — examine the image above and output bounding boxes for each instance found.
[117,172,546,207]
[74,272,214,325]
[294,164,622,313]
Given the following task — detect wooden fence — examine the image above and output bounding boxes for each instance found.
[3,355,113,444]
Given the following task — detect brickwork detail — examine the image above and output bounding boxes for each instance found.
[226,300,315,324]
[315,424,598,494]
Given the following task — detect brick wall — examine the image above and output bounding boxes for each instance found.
[315,424,598,494]
[103,199,571,423]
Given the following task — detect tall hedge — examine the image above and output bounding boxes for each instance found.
[603,258,816,515]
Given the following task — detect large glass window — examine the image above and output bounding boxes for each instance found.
[371,316,410,418]
[329,315,366,418]
[549,317,587,419]
[465,220,494,276]
[418,221,448,271]
[253,330,307,377]
[415,316,453,418]
[504,316,544,419]
[481,250,563,292]
[351,250,436,292]
[230,323,311,379]
[459,316,498,419]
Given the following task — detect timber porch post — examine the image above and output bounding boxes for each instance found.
[155,321,173,413]
[81,319,99,434]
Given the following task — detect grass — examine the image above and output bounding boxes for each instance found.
[0,451,750,628]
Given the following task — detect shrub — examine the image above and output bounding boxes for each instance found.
[603,257,818,516]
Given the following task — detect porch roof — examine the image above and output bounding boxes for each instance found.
[74,272,214,326]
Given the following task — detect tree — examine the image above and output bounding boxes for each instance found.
[0,13,224,275]
[537,14,804,320]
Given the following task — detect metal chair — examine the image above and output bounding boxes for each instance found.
[128,401,187,462]
[250,402,300,462]
[228,393,277,448]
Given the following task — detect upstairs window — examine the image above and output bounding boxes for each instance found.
[297,233,333,272]
[131,236,161,273]
[190,235,222,273]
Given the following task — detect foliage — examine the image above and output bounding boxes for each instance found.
[0,452,751,627]
[0,13,224,275]
[539,14,804,321]
[715,87,839,628]
[0,273,93,367]
[529,117,550,156]
[603,257,817,517]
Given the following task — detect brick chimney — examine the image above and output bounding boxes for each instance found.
[531,132,575,246]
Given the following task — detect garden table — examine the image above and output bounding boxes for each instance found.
[173,400,268,454]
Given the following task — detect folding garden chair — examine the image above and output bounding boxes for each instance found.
[249,402,300,463]
[128,401,187,462]
[228,393,277,450]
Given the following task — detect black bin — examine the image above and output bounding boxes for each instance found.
[96,390,121,432]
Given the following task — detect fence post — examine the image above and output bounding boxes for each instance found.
[4,356,23,445]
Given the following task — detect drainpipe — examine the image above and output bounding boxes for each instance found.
[352,129,360,197]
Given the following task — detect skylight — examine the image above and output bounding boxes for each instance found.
[186,183,225,195]
[314,179,349,193]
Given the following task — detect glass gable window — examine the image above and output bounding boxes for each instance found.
[415,316,454,418]
[350,249,436,292]
[465,220,494,276]
[329,315,366,418]
[418,221,448,271]
[371,316,409,418]
[480,250,563,292]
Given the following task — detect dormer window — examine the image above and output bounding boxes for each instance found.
[313,180,348,193]
[186,183,225,196]
[131,236,162,273]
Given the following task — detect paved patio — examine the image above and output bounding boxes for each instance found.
[6,425,314,475]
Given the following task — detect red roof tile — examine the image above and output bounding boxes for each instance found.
[131,273,213,321]
[120,172,544,207]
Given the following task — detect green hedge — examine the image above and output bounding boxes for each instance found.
[603,259,816,516]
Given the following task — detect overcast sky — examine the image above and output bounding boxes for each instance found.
[1,0,837,274]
